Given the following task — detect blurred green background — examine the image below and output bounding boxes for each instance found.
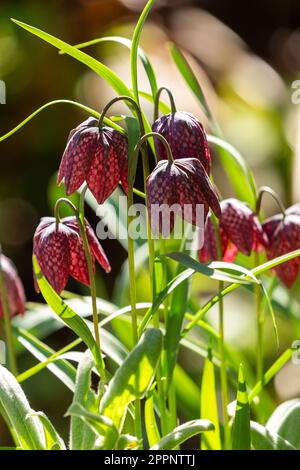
[1,0,300,445]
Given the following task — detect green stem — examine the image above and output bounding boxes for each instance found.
[255,253,264,385]
[0,248,18,375]
[154,87,177,121]
[255,186,286,217]
[211,214,230,450]
[130,0,156,102]
[54,195,106,381]
[218,281,231,450]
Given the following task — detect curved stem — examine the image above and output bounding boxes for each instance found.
[256,186,286,217]
[54,195,106,381]
[154,86,177,121]
[135,132,174,164]
[0,246,18,375]
[98,96,145,134]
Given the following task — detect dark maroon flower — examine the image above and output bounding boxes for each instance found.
[199,214,238,263]
[220,199,267,256]
[33,216,111,294]
[152,111,211,174]
[146,158,220,236]
[199,198,266,263]
[0,255,26,319]
[263,212,300,288]
[58,117,128,203]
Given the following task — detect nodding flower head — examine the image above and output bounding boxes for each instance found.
[146,157,220,237]
[57,117,128,203]
[0,255,26,319]
[33,216,111,294]
[199,198,266,263]
[198,214,238,263]
[152,111,211,174]
[263,209,300,288]
[220,199,267,256]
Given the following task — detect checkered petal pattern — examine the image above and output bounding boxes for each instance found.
[152,111,211,174]
[0,255,26,319]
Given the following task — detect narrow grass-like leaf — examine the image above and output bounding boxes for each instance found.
[138,91,171,114]
[130,0,156,101]
[29,411,66,450]
[100,328,162,431]
[168,42,216,128]
[200,347,221,450]
[61,36,157,99]
[249,348,294,403]
[266,399,300,449]
[0,365,45,450]
[145,392,160,447]
[0,99,123,144]
[67,402,118,450]
[151,419,214,450]
[162,263,189,387]
[33,256,104,375]
[15,327,76,390]
[70,351,98,450]
[207,135,257,208]
[232,364,251,450]
[12,19,132,97]
[251,421,296,450]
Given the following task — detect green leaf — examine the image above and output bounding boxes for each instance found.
[67,402,118,450]
[232,364,251,450]
[29,411,65,450]
[100,328,163,431]
[251,421,296,450]
[12,19,132,97]
[15,327,77,390]
[165,253,259,285]
[0,365,45,450]
[145,391,160,447]
[151,419,214,450]
[162,262,189,387]
[62,35,157,99]
[207,135,257,208]
[69,351,98,450]
[130,0,156,101]
[249,348,294,403]
[33,256,104,375]
[0,99,123,144]
[200,347,221,450]
[266,400,300,450]
[168,42,217,129]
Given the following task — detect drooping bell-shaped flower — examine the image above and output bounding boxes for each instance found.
[0,255,26,319]
[220,198,267,256]
[263,211,300,288]
[146,158,220,236]
[33,216,111,294]
[57,117,128,203]
[198,214,238,263]
[199,198,266,263]
[152,111,211,174]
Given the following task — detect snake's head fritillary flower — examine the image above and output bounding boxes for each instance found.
[220,198,267,256]
[146,158,220,236]
[33,216,111,294]
[263,212,300,288]
[152,111,211,174]
[198,214,238,263]
[58,118,128,202]
[0,255,26,319]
